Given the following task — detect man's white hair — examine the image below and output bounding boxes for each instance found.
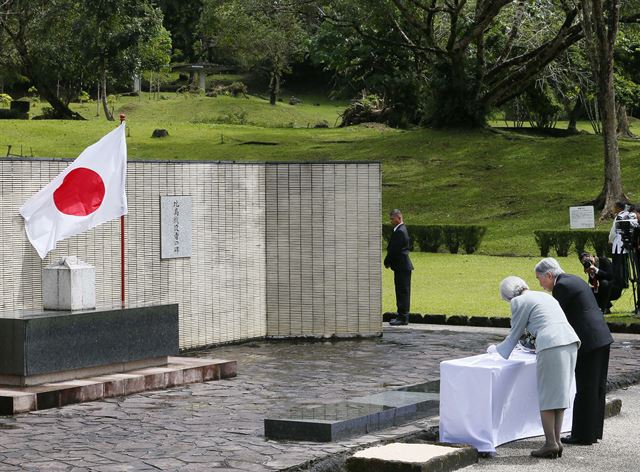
[499,276,529,301]
[534,257,565,277]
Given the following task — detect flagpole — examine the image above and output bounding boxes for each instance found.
[119,113,126,306]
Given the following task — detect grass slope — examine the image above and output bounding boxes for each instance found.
[3,92,640,315]
[2,92,640,259]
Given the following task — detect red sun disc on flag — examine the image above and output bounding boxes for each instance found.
[53,168,105,216]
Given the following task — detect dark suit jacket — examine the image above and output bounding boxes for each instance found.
[384,224,414,272]
[552,273,613,353]
[594,257,614,282]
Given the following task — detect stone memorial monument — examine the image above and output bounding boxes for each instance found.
[42,256,96,310]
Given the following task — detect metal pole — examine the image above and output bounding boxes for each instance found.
[119,113,126,305]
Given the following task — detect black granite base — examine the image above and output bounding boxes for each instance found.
[0,304,178,385]
[264,382,440,442]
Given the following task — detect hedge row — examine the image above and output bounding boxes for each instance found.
[0,108,28,120]
[533,230,610,257]
[382,312,640,333]
[382,224,487,254]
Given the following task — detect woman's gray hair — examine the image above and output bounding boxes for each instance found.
[499,276,529,301]
[534,257,565,277]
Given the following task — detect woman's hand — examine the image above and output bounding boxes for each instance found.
[486,344,498,354]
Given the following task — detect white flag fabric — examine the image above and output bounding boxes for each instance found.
[20,123,128,259]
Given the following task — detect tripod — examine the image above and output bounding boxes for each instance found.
[621,246,640,315]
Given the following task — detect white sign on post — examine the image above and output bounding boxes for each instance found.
[569,206,595,229]
[161,195,192,259]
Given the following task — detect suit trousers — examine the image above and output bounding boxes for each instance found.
[394,270,412,315]
[571,344,611,443]
[593,280,613,312]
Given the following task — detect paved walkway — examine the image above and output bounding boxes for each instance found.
[1,324,639,471]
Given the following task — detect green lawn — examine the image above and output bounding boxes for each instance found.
[383,252,640,323]
[3,90,640,316]
[4,93,640,257]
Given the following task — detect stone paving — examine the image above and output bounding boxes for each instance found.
[1,324,639,472]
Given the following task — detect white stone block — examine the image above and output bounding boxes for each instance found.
[42,256,96,310]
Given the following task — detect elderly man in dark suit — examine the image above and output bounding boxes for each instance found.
[384,209,413,326]
[535,257,614,446]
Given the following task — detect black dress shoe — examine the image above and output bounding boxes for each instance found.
[560,435,593,445]
[389,318,408,326]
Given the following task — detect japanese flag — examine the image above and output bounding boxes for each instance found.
[20,123,128,259]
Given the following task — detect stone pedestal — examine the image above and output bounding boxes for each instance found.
[0,304,179,386]
[42,256,96,310]
[346,444,478,472]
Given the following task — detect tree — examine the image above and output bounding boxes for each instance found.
[138,23,172,100]
[200,0,309,105]
[156,0,204,63]
[316,0,586,127]
[77,0,168,120]
[0,0,86,119]
[0,0,168,120]
[580,0,625,216]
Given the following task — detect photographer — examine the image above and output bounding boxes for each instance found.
[579,252,615,314]
[609,201,630,291]
[609,203,640,314]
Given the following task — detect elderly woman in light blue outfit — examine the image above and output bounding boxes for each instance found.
[487,276,580,459]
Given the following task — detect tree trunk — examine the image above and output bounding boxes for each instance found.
[35,80,84,119]
[269,70,280,106]
[616,103,636,138]
[429,54,485,127]
[567,100,582,133]
[101,64,114,121]
[587,0,625,218]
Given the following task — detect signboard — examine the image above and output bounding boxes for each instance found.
[161,196,192,259]
[569,205,595,229]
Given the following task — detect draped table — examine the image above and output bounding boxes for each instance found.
[439,349,574,453]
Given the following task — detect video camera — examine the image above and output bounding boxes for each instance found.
[615,208,638,249]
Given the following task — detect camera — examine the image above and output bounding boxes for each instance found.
[581,258,592,270]
[615,212,639,249]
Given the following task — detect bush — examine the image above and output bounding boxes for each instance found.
[412,226,443,252]
[534,231,555,257]
[0,93,12,108]
[461,225,488,254]
[340,93,392,127]
[534,230,610,257]
[0,108,27,119]
[383,224,487,254]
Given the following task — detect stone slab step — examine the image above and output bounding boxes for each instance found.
[265,385,439,442]
[0,357,235,415]
[346,443,478,472]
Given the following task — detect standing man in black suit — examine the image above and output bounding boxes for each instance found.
[579,251,616,314]
[535,257,614,446]
[384,209,413,326]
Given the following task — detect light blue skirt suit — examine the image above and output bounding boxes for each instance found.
[496,290,581,410]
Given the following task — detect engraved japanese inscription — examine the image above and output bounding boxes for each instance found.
[160,196,192,258]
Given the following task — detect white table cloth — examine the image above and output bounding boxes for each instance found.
[439,349,574,453]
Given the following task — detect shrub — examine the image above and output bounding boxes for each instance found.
[77,90,91,103]
[215,109,248,125]
[461,225,487,255]
[534,231,555,257]
[590,232,610,257]
[443,225,461,254]
[0,93,12,108]
[383,224,487,254]
[410,225,442,252]
[228,81,248,97]
[0,108,26,119]
[533,230,611,257]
